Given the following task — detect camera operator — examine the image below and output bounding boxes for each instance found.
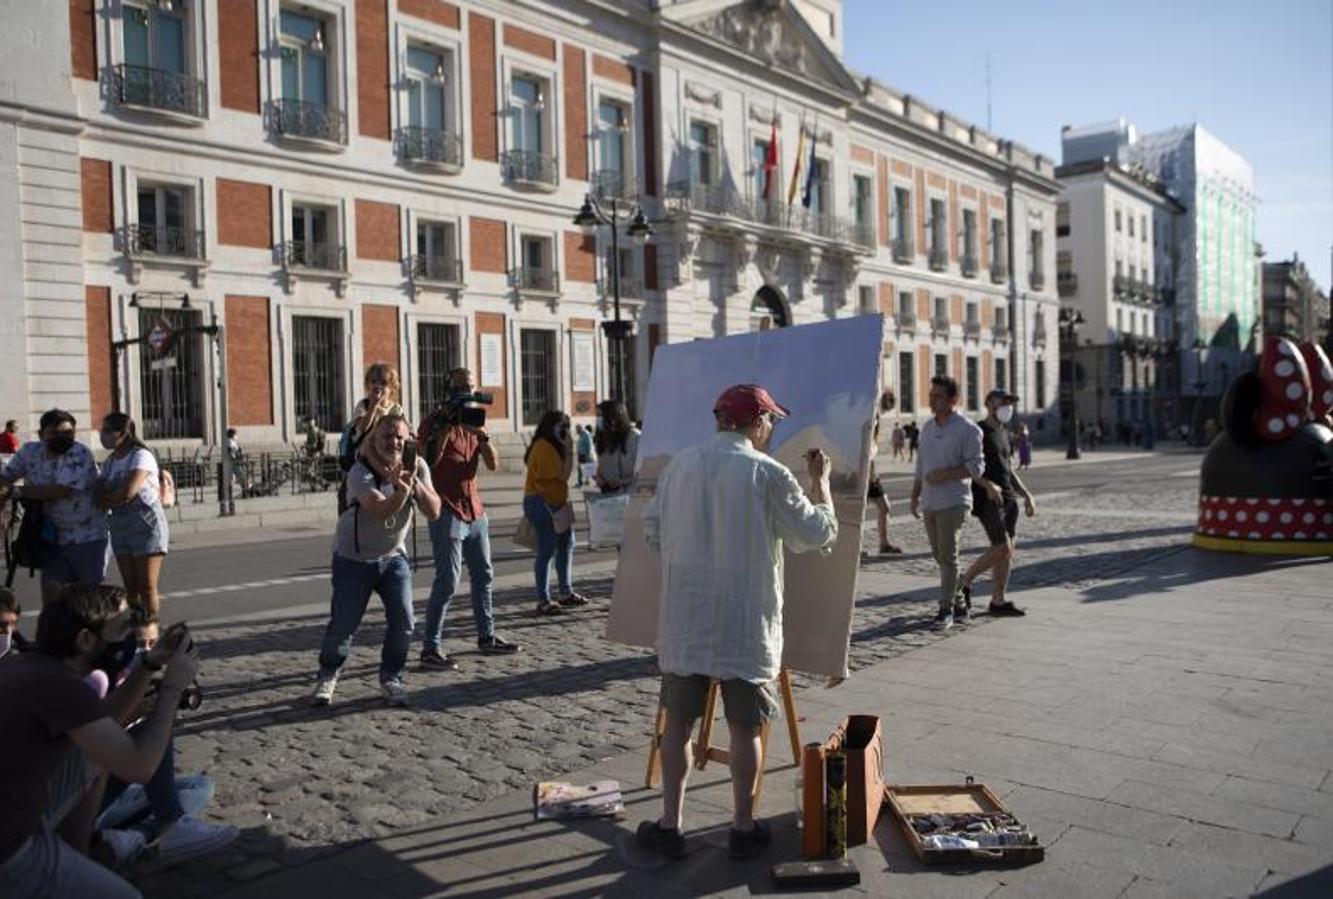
[417,368,519,670]
[0,583,198,898]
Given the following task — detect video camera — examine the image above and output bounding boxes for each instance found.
[439,391,493,429]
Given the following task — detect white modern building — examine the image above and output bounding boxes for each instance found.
[0,0,1060,455]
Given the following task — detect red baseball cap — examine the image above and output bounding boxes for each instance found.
[713,384,791,422]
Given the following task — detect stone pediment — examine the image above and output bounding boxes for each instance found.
[678,0,862,97]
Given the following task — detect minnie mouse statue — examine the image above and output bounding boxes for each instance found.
[1195,335,1333,555]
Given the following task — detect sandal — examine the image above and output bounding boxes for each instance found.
[558,592,590,607]
[535,600,564,616]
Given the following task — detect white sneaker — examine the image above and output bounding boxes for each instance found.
[381,679,409,707]
[147,816,239,870]
[99,828,147,866]
[311,674,337,706]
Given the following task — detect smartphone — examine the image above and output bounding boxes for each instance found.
[402,441,418,471]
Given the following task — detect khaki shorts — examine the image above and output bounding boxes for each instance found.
[659,673,779,729]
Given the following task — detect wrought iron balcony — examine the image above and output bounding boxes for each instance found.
[993,322,1009,341]
[409,255,463,284]
[591,168,636,203]
[849,219,876,249]
[1113,274,1128,297]
[964,320,981,339]
[892,236,914,264]
[120,224,204,259]
[269,100,348,145]
[665,180,746,219]
[961,253,979,278]
[284,240,347,272]
[895,310,916,330]
[510,266,559,293]
[990,260,1008,284]
[931,315,951,335]
[112,64,205,118]
[502,150,558,189]
[1057,271,1078,297]
[601,275,642,299]
[397,126,462,169]
[928,246,948,272]
[1029,269,1046,291]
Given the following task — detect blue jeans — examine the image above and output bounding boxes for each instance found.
[41,538,109,593]
[523,494,574,603]
[97,737,185,836]
[423,511,494,652]
[317,553,414,684]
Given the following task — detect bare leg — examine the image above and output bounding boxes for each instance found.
[727,721,763,831]
[990,543,1014,603]
[659,714,694,831]
[960,544,1006,589]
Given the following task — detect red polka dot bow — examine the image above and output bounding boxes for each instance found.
[1298,342,1333,423]
[1257,336,1312,442]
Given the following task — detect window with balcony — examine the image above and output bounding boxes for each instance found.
[898,352,914,413]
[994,307,1008,339]
[594,99,633,201]
[965,302,979,338]
[400,45,459,169]
[892,186,912,261]
[412,220,460,283]
[504,74,556,188]
[934,353,948,377]
[689,121,716,186]
[1114,207,1122,232]
[513,234,557,293]
[895,290,915,329]
[990,217,1006,280]
[275,10,345,144]
[604,247,639,300]
[962,208,978,276]
[129,184,200,258]
[288,204,344,271]
[750,138,770,205]
[852,175,873,246]
[118,2,203,117]
[928,198,947,269]
[933,296,948,334]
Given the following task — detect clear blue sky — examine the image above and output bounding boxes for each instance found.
[843,0,1333,290]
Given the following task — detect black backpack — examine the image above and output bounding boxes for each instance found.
[6,497,53,587]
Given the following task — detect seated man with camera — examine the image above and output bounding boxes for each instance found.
[0,583,199,898]
[417,368,519,671]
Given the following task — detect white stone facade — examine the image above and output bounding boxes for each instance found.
[0,0,1060,450]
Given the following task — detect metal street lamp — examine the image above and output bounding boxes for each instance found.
[571,194,652,407]
[1059,307,1085,460]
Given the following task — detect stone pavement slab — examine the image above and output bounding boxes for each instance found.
[192,543,1333,899]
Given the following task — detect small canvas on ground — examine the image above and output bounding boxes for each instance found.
[605,315,885,679]
[533,780,625,819]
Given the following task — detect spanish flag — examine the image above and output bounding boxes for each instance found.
[786,118,806,207]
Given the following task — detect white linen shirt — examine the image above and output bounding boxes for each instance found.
[643,431,838,684]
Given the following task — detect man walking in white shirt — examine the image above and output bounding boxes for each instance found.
[638,384,838,861]
[910,376,988,630]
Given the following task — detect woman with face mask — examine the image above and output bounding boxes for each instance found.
[94,412,169,647]
[0,409,107,603]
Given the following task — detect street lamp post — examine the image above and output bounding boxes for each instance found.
[572,195,652,407]
[1059,307,1084,460]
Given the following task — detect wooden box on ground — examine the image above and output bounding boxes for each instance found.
[803,715,884,854]
[883,780,1045,865]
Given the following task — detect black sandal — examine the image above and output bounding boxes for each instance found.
[535,600,564,616]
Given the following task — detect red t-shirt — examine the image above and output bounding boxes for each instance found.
[419,418,484,522]
[0,432,19,454]
[0,652,107,860]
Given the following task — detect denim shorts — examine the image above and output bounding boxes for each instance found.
[109,503,169,557]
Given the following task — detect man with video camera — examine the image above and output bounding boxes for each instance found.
[417,368,519,670]
[0,583,198,898]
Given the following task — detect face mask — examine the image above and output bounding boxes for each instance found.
[45,434,74,455]
[0,633,11,658]
[997,406,1015,424]
[99,431,119,450]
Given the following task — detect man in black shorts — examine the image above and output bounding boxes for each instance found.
[959,390,1036,616]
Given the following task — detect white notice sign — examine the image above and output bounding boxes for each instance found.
[479,333,503,388]
[572,332,595,392]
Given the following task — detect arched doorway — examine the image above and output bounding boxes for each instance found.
[750,285,789,331]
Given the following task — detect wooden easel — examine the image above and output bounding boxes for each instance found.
[645,668,801,812]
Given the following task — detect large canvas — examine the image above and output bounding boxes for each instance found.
[605,315,885,679]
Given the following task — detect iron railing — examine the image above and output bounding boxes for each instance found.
[269,99,348,144]
[502,150,558,187]
[602,276,642,299]
[1029,270,1046,291]
[990,260,1008,283]
[285,241,347,272]
[993,322,1009,341]
[410,255,463,283]
[120,224,205,259]
[895,310,916,330]
[928,246,948,271]
[591,168,636,202]
[511,266,559,293]
[112,64,206,117]
[153,447,340,504]
[849,219,876,249]
[965,320,982,339]
[931,315,951,335]
[892,237,914,263]
[665,181,867,249]
[1113,274,1128,297]
[665,180,746,217]
[1057,271,1078,296]
[961,253,979,278]
[397,126,462,167]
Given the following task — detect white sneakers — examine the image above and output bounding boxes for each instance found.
[311,674,338,706]
[381,679,409,707]
[142,817,240,871]
[100,828,148,866]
